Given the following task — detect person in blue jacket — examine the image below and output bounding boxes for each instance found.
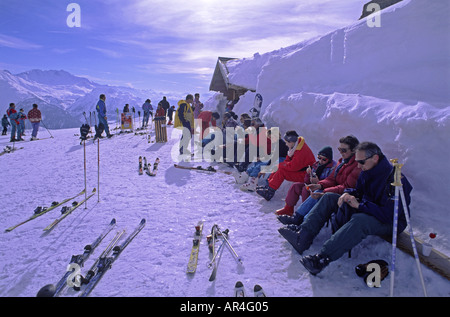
[95,94,112,138]
[281,142,412,275]
[6,103,23,141]
[2,114,10,135]
[141,99,153,128]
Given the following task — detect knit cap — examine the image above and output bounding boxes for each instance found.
[318,146,333,161]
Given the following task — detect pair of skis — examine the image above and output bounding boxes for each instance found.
[37,218,146,297]
[42,188,97,232]
[139,156,160,176]
[0,145,24,156]
[234,281,266,297]
[174,164,233,175]
[5,188,87,232]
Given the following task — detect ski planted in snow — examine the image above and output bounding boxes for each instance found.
[143,157,148,173]
[36,218,117,297]
[147,158,160,176]
[139,156,143,175]
[79,218,146,297]
[43,188,97,232]
[5,188,86,232]
[187,221,204,274]
[174,164,232,175]
[235,281,245,297]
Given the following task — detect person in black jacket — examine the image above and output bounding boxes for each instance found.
[2,114,10,135]
[284,142,412,275]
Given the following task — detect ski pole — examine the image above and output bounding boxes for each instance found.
[399,179,427,296]
[216,227,243,265]
[83,140,87,209]
[207,237,227,269]
[97,135,100,202]
[389,159,427,297]
[207,229,228,268]
[40,119,54,138]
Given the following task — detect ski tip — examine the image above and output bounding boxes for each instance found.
[254,284,266,297]
[36,284,56,297]
[110,218,116,225]
[140,218,146,225]
[235,281,244,288]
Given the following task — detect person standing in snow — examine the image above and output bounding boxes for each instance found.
[256,130,316,201]
[27,103,42,140]
[18,108,26,137]
[167,105,175,125]
[285,142,413,275]
[275,146,337,216]
[192,93,203,119]
[197,110,220,139]
[141,99,153,128]
[159,96,170,118]
[2,114,10,135]
[6,103,22,142]
[95,94,112,138]
[174,94,194,155]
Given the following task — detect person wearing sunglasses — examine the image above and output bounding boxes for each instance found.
[278,135,361,226]
[275,146,336,216]
[285,142,412,275]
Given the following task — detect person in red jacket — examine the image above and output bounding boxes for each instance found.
[256,130,315,201]
[278,135,361,226]
[197,110,220,139]
[27,103,42,140]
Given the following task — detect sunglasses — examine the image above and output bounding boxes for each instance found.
[338,147,350,153]
[317,156,328,162]
[356,155,374,165]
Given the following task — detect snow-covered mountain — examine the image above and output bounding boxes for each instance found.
[0,69,179,129]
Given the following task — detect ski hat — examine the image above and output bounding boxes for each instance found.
[283,130,299,143]
[318,146,333,161]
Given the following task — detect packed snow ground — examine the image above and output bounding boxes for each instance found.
[0,125,448,297]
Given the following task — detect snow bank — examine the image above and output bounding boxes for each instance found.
[220,0,450,254]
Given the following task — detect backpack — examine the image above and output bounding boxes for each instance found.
[80,124,90,141]
[95,123,105,138]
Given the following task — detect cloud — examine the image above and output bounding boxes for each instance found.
[0,34,42,50]
[94,0,364,86]
[88,46,123,58]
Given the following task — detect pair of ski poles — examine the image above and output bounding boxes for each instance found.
[207,225,243,268]
[389,159,427,297]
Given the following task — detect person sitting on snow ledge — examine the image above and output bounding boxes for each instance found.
[280,142,413,275]
[275,146,337,216]
[256,130,315,201]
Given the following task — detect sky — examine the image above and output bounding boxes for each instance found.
[0,0,366,96]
